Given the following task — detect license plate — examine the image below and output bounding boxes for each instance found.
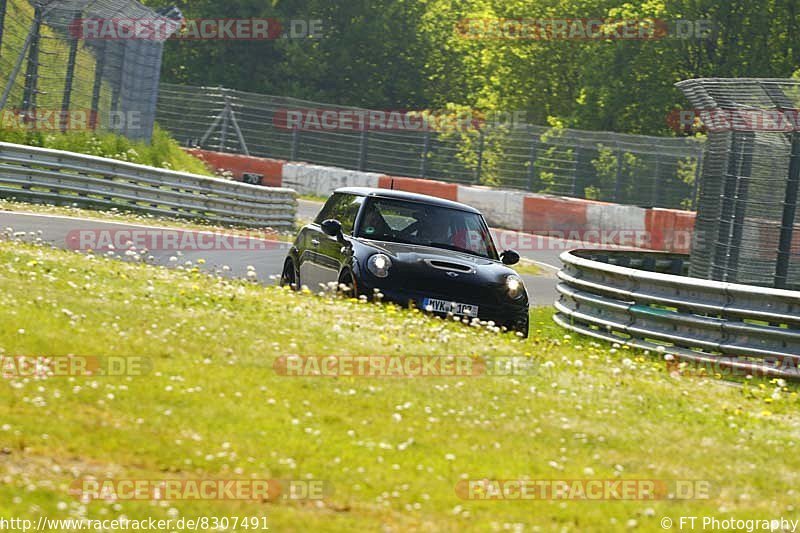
[422,298,479,318]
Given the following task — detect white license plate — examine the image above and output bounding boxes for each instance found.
[422,298,479,318]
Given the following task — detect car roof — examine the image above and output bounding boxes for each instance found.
[333,187,481,214]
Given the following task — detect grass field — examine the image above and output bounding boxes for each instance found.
[0,238,798,531]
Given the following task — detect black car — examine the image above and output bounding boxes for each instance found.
[280,188,529,336]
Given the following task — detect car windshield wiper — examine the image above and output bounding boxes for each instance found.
[426,242,488,259]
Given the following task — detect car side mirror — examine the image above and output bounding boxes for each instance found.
[501,250,520,265]
[321,219,342,237]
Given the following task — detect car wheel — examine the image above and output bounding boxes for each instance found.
[280,258,300,290]
[514,316,529,338]
[337,268,357,298]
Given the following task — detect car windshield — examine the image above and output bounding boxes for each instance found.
[356,197,499,260]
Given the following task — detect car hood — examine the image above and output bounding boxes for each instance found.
[358,239,497,267]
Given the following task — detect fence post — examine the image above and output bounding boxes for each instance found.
[0,0,7,57]
[20,4,43,119]
[90,40,106,130]
[613,143,623,202]
[60,11,81,133]
[227,100,249,155]
[775,132,800,288]
[725,133,753,280]
[0,16,36,109]
[357,129,369,171]
[290,128,299,161]
[526,131,538,191]
[419,131,430,178]
[218,96,230,153]
[712,132,746,281]
[474,129,485,184]
[692,150,703,210]
[651,155,662,207]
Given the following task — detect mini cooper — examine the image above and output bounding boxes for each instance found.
[280,188,529,336]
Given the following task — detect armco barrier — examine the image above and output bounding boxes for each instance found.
[555,249,800,380]
[0,143,296,229]
[187,149,696,252]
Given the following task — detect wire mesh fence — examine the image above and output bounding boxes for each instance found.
[677,78,800,289]
[0,0,180,142]
[156,83,706,210]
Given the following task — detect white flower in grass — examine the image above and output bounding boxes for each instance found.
[444,453,456,461]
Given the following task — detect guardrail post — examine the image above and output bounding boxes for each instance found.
[419,130,431,178]
[90,40,106,130]
[60,11,81,133]
[474,129,485,184]
[775,132,800,288]
[20,4,43,121]
[357,129,369,171]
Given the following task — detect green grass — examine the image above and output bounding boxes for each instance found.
[0,239,798,531]
[0,125,213,176]
[512,259,545,277]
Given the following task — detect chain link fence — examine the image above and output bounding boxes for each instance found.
[0,0,180,142]
[157,83,706,210]
[677,78,800,289]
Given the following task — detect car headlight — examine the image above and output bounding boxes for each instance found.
[506,274,524,299]
[367,253,392,278]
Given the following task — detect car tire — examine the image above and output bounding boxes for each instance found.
[280,258,300,290]
[514,316,529,338]
[338,268,357,298]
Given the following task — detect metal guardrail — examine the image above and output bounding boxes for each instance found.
[555,249,800,380]
[0,142,297,228]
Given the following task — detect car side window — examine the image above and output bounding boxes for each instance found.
[314,193,363,234]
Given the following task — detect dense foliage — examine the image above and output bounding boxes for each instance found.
[146,0,800,135]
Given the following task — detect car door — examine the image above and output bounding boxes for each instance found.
[299,193,363,289]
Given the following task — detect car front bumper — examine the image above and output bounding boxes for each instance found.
[357,279,528,332]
